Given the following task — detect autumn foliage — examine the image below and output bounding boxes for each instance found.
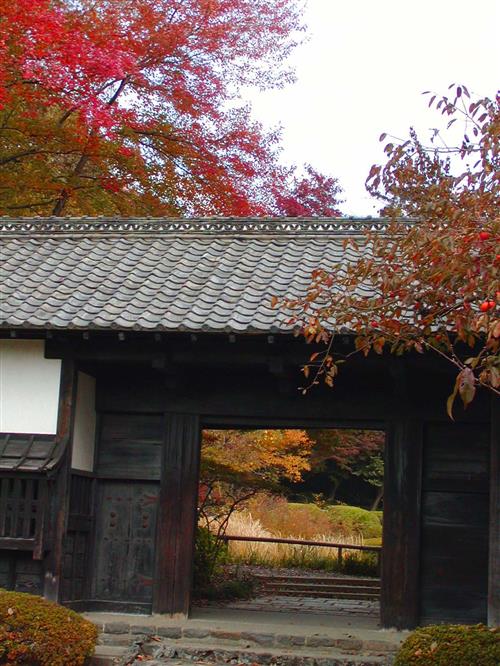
[0,0,341,216]
[199,428,313,532]
[0,588,97,665]
[202,429,313,485]
[282,86,499,414]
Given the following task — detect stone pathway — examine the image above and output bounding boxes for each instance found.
[213,595,380,617]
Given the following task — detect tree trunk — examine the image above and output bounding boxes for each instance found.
[52,78,129,215]
[371,485,384,511]
[327,478,341,503]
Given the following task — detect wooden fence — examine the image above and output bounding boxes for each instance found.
[221,534,382,575]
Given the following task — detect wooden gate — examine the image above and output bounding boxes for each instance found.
[92,480,159,612]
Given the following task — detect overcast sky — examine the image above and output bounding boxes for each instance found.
[247,0,500,216]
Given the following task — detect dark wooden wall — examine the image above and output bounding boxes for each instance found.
[488,397,499,626]
[97,413,163,480]
[420,423,490,624]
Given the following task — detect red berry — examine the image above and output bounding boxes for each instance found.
[479,231,490,240]
[480,301,490,312]
[370,320,378,328]
[489,301,496,309]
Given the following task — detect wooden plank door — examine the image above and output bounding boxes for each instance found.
[93,480,159,611]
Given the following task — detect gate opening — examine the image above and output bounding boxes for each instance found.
[194,427,385,620]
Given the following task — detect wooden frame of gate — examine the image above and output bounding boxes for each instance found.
[22,332,497,630]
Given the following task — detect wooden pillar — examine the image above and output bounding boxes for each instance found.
[44,358,78,602]
[153,413,201,616]
[488,395,500,626]
[381,418,423,629]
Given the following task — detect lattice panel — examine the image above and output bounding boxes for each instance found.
[0,477,44,539]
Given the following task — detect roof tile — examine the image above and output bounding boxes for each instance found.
[0,216,390,333]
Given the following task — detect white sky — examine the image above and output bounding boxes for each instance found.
[246,0,500,215]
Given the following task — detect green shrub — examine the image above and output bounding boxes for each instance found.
[195,576,255,602]
[193,526,228,590]
[342,552,378,577]
[0,588,97,665]
[394,624,500,666]
[326,505,382,539]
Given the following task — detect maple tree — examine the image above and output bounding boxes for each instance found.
[198,429,312,536]
[281,85,499,416]
[0,0,341,216]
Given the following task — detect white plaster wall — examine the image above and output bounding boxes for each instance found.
[72,372,97,472]
[0,339,62,434]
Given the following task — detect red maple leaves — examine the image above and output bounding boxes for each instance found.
[0,0,341,216]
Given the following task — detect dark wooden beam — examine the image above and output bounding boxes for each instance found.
[95,366,394,421]
[203,415,385,431]
[0,537,36,550]
[43,358,78,602]
[381,418,423,629]
[488,395,500,626]
[153,413,201,616]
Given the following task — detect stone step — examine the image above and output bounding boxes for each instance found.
[141,639,394,665]
[261,582,380,594]
[255,576,381,588]
[259,588,380,600]
[91,644,127,665]
[97,625,399,656]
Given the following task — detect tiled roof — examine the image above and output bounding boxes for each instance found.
[0,433,61,473]
[0,217,393,334]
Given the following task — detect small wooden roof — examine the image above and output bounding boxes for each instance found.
[0,216,394,334]
[0,433,61,473]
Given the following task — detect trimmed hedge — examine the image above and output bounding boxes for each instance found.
[326,505,383,539]
[394,624,500,666]
[0,588,98,665]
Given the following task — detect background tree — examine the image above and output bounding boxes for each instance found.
[0,0,342,216]
[281,86,499,414]
[306,429,384,505]
[352,452,384,510]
